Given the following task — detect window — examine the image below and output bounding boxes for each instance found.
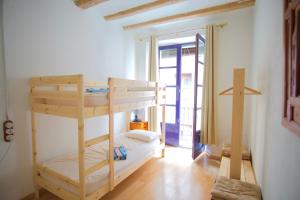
[283,0,300,136]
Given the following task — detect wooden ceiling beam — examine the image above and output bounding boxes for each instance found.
[123,0,255,30]
[74,0,109,9]
[104,0,184,21]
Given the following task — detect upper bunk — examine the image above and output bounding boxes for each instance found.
[29,74,165,118]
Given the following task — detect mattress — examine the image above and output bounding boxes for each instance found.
[41,134,160,195]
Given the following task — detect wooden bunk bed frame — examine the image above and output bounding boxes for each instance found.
[29,74,166,200]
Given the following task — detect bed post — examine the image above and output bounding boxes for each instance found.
[108,78,115,191]
[78,75,86,200]
[30,85,40,199]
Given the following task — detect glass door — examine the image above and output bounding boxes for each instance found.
[159,45,181,147]
[180,43,196,148]
[192,33,205,159]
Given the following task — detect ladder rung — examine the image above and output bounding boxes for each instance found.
[85,134,109,147]
[86,160,108,175]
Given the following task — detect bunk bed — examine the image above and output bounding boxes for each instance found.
[29,74,166,200]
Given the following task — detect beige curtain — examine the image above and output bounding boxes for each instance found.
[148,35,158,131]
[201,25,217,145]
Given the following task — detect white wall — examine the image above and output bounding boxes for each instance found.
[250,0,300,199]
[134,8,254,148]
[213,8,253,148]
[0,1,10,193]
[0,0,5,123]
[0,0,135,199]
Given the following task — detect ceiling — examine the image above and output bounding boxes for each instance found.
[91,0,238,30]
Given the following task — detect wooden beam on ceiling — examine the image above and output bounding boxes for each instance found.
[123,0,255,30]
[104,0,184,21]
[74,0,109,9]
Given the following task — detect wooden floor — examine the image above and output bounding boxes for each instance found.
[36,147,220,200]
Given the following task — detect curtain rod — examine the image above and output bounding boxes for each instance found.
[137,22,228,42]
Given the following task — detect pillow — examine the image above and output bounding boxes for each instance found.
[125,130,159,142]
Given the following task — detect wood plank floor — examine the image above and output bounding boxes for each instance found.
[36,147,220,200]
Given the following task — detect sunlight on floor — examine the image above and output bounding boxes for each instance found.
[163,146,193,166]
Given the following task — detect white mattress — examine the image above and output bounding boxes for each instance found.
[41,134,160,195]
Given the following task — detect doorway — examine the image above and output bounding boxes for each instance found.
[158,35,205,151]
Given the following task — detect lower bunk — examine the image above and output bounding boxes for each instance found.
[35,134,161,200]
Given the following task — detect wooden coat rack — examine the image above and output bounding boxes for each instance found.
[219,68,261,180]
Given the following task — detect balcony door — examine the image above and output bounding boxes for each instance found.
[158,34,205,152]
[192,33,205,159]
[159,45,181,147]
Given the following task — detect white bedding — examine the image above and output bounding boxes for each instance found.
[41,134,160,195]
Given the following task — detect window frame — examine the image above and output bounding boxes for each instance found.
[283,0,300,137]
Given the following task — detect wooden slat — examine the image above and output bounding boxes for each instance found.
[113,96,156,106]
[31,91,39,199]
[86,160,109,175]
[85,134,109,147]
[31,90,79,100]
[77,76,86,199]
[86,184,110,200]
[123,0,255,30]
[112,99,156,113]
[218,156,230,178]
[74,0,108,9]
[240,161,246,182]
[33,104,109,118]
[219,157,257,185]
[85,82,107,87]
[110,77,156,88]
[36,164,79,188]
[113,87,156,93]
[128,87,156,91]
[29,74,82,86]
[108,78,115,191]
[222,144,251,160]
[84,106,108,117]
[104,0,184,21]
[230,69,245,180]
[36,176,79,200]
[243,160,256,184]
[113,91,156,100]
[32,104,77,118]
